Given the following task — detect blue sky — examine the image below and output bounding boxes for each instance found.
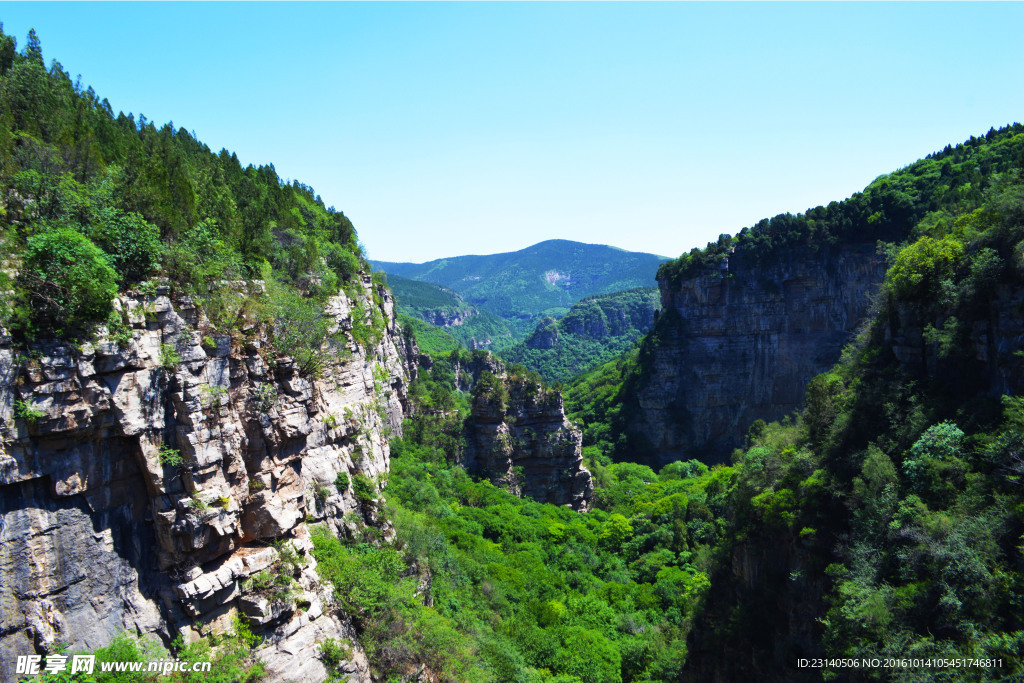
[2,3,1023,263]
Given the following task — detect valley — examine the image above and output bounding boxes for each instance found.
[0,22,1023,683]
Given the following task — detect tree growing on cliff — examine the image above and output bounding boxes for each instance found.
[14,227,118,337]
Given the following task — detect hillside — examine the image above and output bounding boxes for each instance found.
[573,123,1024,467]
[5,21,1024,683]
[565,125,1024,679]
[0,26,408,683]
[387,274,515,351]
[373,239,669,336]
[500,288,660,383]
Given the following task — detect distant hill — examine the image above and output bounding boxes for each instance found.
[499,288,660,383]
[373,239,669,336]
[386,274,515,351]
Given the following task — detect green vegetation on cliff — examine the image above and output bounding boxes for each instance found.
[563,159,1024,680]
[0,26,382,362]
[311,353,725,682]
[501,288,659,384]
[8,23,1024,683]
[659,123,1024,286]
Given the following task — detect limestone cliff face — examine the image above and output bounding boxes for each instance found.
[633,244,886,465]
[419,308,474,329]
[0,275,412,682]
[464,373,593,511]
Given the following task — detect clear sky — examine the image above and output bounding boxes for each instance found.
[2,3,1023,263]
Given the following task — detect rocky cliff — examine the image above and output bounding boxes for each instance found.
[631,244,886,465]
[0,275,412,682]
[463,370,593,511]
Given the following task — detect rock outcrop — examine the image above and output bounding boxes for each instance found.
[632,244,886,465]
[0,275,411,682]
[525,317,559,350]
[464,370,593,511]
[420,308,475,329]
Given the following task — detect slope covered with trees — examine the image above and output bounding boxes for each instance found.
[564,128,1024,680]
[387,274,516,351]
[0,24,377,363]
[373,239,668,337]
[659,123,1024,286]
[500,288,659,384]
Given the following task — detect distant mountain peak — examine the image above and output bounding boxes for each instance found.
[374,240,669,339]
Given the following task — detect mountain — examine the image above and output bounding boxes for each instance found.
[565,124,1024,680]
[386,274,515,351]
[0,27,416,682]
[500,287,660,383]
[7,23,1024,683]
[373,239,669,336]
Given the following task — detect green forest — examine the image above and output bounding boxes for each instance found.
[499,289,659,384]
[3,25,1024,683]
[0,25,380,367]
[373,240,667,338]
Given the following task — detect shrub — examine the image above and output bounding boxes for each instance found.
[318,637,353,679]
[251,383,277,412]
[158,445,184,467]
[14,399,45,424]
[335,471,350,492]
[159,343,181,370]
[352,473,376,504]
[15,227,118,336]
[91,210,163,284]
[315,485,331,507]
[266,277,340,376]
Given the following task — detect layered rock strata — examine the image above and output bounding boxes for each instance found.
[464,373,593,511]
[0,275,411,682]
[633,244,886,465]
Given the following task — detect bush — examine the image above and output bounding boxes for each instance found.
[159,343,181,370]
[158,445,184,467]
[14,399,45,424]
[91,210,163,284]
[15,227,118,336]
[318,637,353,680]
[266,277,339,376]
[352,473,376,504]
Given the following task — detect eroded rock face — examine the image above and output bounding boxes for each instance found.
[464,372,593,511]
[0,275,411,682]
[420,308,474,328]
[632,244,886,465]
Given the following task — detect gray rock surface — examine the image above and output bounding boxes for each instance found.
[632,244,886,465]
[464,369,593,511]
[0,275,410,682]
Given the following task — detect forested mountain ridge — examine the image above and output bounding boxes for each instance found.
[499,288,660,384]
[0,26,411,682]
[565,125,1024,680]
[659,122,1024,286]
[373,239,669,337]
[386,274,515,351]
[578,124,1024,467]
[4,22,1024,683]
